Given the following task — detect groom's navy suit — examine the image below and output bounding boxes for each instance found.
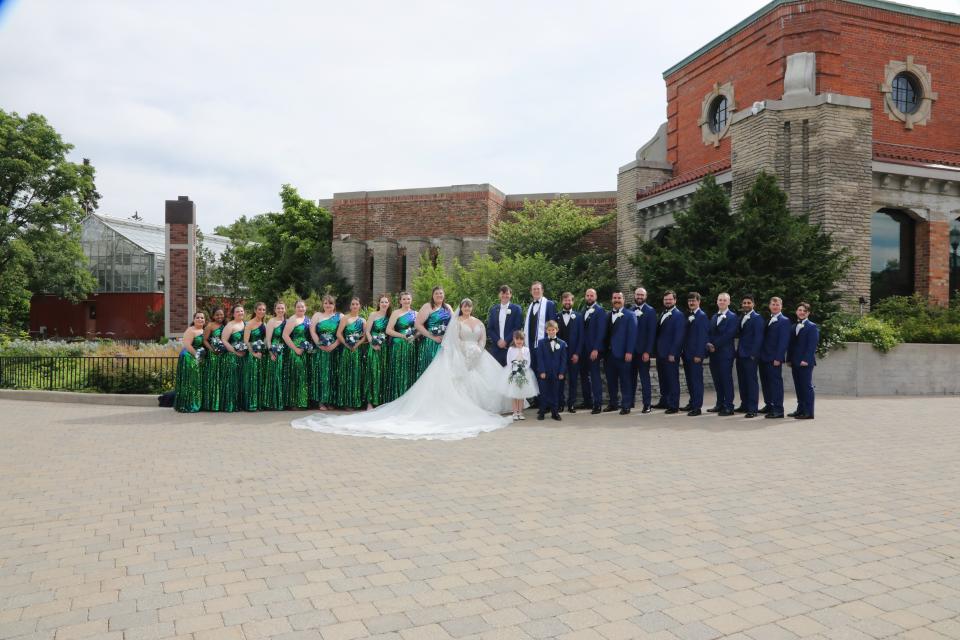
[486,302,523,366]
[655,306,685,410]
[759,312,792,415]
[629,302,657,410]
[579,302,608,409]
[556,308,583,411]
[681,307,709,411]
[707,309,738,412]
[535,336,568,416]
[604,307,638,409]
[736,310,764,413]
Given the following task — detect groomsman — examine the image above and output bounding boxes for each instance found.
[629,287,657,414]
[579,288,608,414]
[535,320,567,421]
[681,292,709,416]
[525,281,557,404]
[759,296,792,418]
[486,285,523,366]
[788,302,819,420]
[654,290,686,414]
[603,292,637,414]
[735,294,764,418]
[556,292,583,413]
[706,292,738,415]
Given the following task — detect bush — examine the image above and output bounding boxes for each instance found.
[86,366,174,394]
[842,315,902,353]
[898,319,960,344]
[870,295,960,344]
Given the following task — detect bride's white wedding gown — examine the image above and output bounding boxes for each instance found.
[291,313,513,440]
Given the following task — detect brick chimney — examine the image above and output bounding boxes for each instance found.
[164,196,196,339]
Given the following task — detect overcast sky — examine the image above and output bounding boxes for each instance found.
[2,0,957,232]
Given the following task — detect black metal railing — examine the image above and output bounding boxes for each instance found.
[0,356,178,394]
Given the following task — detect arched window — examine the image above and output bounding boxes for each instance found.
[709,96,728,133]
[891,72,921,114]
[870,209,915,304]
[950,217,960,300]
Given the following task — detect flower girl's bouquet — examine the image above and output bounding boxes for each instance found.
[508,359,529,388]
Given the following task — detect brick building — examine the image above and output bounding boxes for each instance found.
[326,0,960,308]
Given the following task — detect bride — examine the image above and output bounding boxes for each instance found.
[292,298,514,440]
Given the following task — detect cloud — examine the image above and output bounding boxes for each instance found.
[2,0,957,230]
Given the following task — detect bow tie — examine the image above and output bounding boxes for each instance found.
[562,310,571,315]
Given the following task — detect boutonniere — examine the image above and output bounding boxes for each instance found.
[569,312,576,319]
[688,314,695,322]
[550,341,561,352]
[584,307,594,318]
[612,311,623,322]
[505,309,512,315]
[635,309,643,317]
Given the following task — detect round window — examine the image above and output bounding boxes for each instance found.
[709,96,728,133]
[891,72,921,115]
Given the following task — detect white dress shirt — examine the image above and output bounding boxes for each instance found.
[498,304,510,341]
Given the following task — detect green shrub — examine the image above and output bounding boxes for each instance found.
[86,366,174,394]
[898,319,960,344]
[842,315,902,353]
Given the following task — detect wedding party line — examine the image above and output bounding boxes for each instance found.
[173,282,820,428]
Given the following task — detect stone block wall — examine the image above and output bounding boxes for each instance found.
[616,161,674,288]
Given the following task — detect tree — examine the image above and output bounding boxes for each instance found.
[634,171,850,319]
[218,184,351,306]
[492,196,614,264]
[0,110,97,330]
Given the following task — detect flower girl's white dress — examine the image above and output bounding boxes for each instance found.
[500,345,539,399]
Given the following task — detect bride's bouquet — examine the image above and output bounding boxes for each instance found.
[508,359,529,387]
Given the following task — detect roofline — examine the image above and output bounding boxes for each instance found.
[662,0,960,78]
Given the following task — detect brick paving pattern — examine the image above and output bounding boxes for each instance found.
[1,396,958,639]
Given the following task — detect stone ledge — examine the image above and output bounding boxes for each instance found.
[0,389,159,407]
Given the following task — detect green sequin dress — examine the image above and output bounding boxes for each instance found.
[201,325,224,411]
[174,333,204,413]
[263,321,287,410]
[366,316,389,407]
[335,317,366,409]
[385,310,417,402]
[415,307,452,378]
[241,323,266,411]
[221,326,245,412]
[309,314,341,406]
[286,319,311,409]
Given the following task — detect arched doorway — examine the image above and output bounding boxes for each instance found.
[870,208,915,305]
[950,216,960,300]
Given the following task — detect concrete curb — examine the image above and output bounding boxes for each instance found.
[0,389,158,407]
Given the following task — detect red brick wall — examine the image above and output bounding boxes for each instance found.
[168,245,190,333]
[915,219,950,305]
[30,293,164,340]
[332,189,497,240]
[664,0,960,176]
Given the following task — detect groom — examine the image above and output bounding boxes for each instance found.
[525,281,557,405]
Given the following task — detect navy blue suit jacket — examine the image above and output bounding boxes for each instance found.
[631,303,657,357]
[555,308,583,356]
[606,307,637,360]
[486,302,523,347]
[737,311,764,359]
[655,307,686,359]
[535,337,568,376]
[707,309,738,356]
[760,313,792,363]
[787,320,819,365]
[682,308,709,359]
[580,303,608,356]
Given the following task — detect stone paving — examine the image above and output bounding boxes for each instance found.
[1,396,959,640]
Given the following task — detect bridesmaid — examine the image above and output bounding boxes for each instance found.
[385,291,417,402]
[365,294,391,409]
[241,301,267,411]
[201,307,226,411]
[263,301,287,410]
[282,300,311,409]
[220,304,246,412]
[174,311,206,413]
[415,286,453,378]
[309,295,341,410]
[335,297,367,410]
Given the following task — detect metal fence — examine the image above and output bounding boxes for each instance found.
[0,356,178,393]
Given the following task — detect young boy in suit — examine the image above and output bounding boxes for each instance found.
[536,320,567,421]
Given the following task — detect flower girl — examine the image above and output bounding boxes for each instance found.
[501,330,539,420]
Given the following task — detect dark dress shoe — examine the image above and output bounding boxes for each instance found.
[652,402,668,409]
[794,414,814,420]
[551,412,562,421]
[745,412,757,418]
[665,408,679,415]
[759,405,772,414]
[764,413,784,419]
[787,411,799,417]
[619,408,631,415]
[602,405,619,413]
[717,409,734,416]
[680,404,691,412]
[530,399,539,408]
[575,403,591,410]
[591,407,602,415]
[567,407,576,414]
[687,409,702,416]
[641,406,652,414]
[707,406,721,413]
[537,414,545,421]
[733,406,746,413]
